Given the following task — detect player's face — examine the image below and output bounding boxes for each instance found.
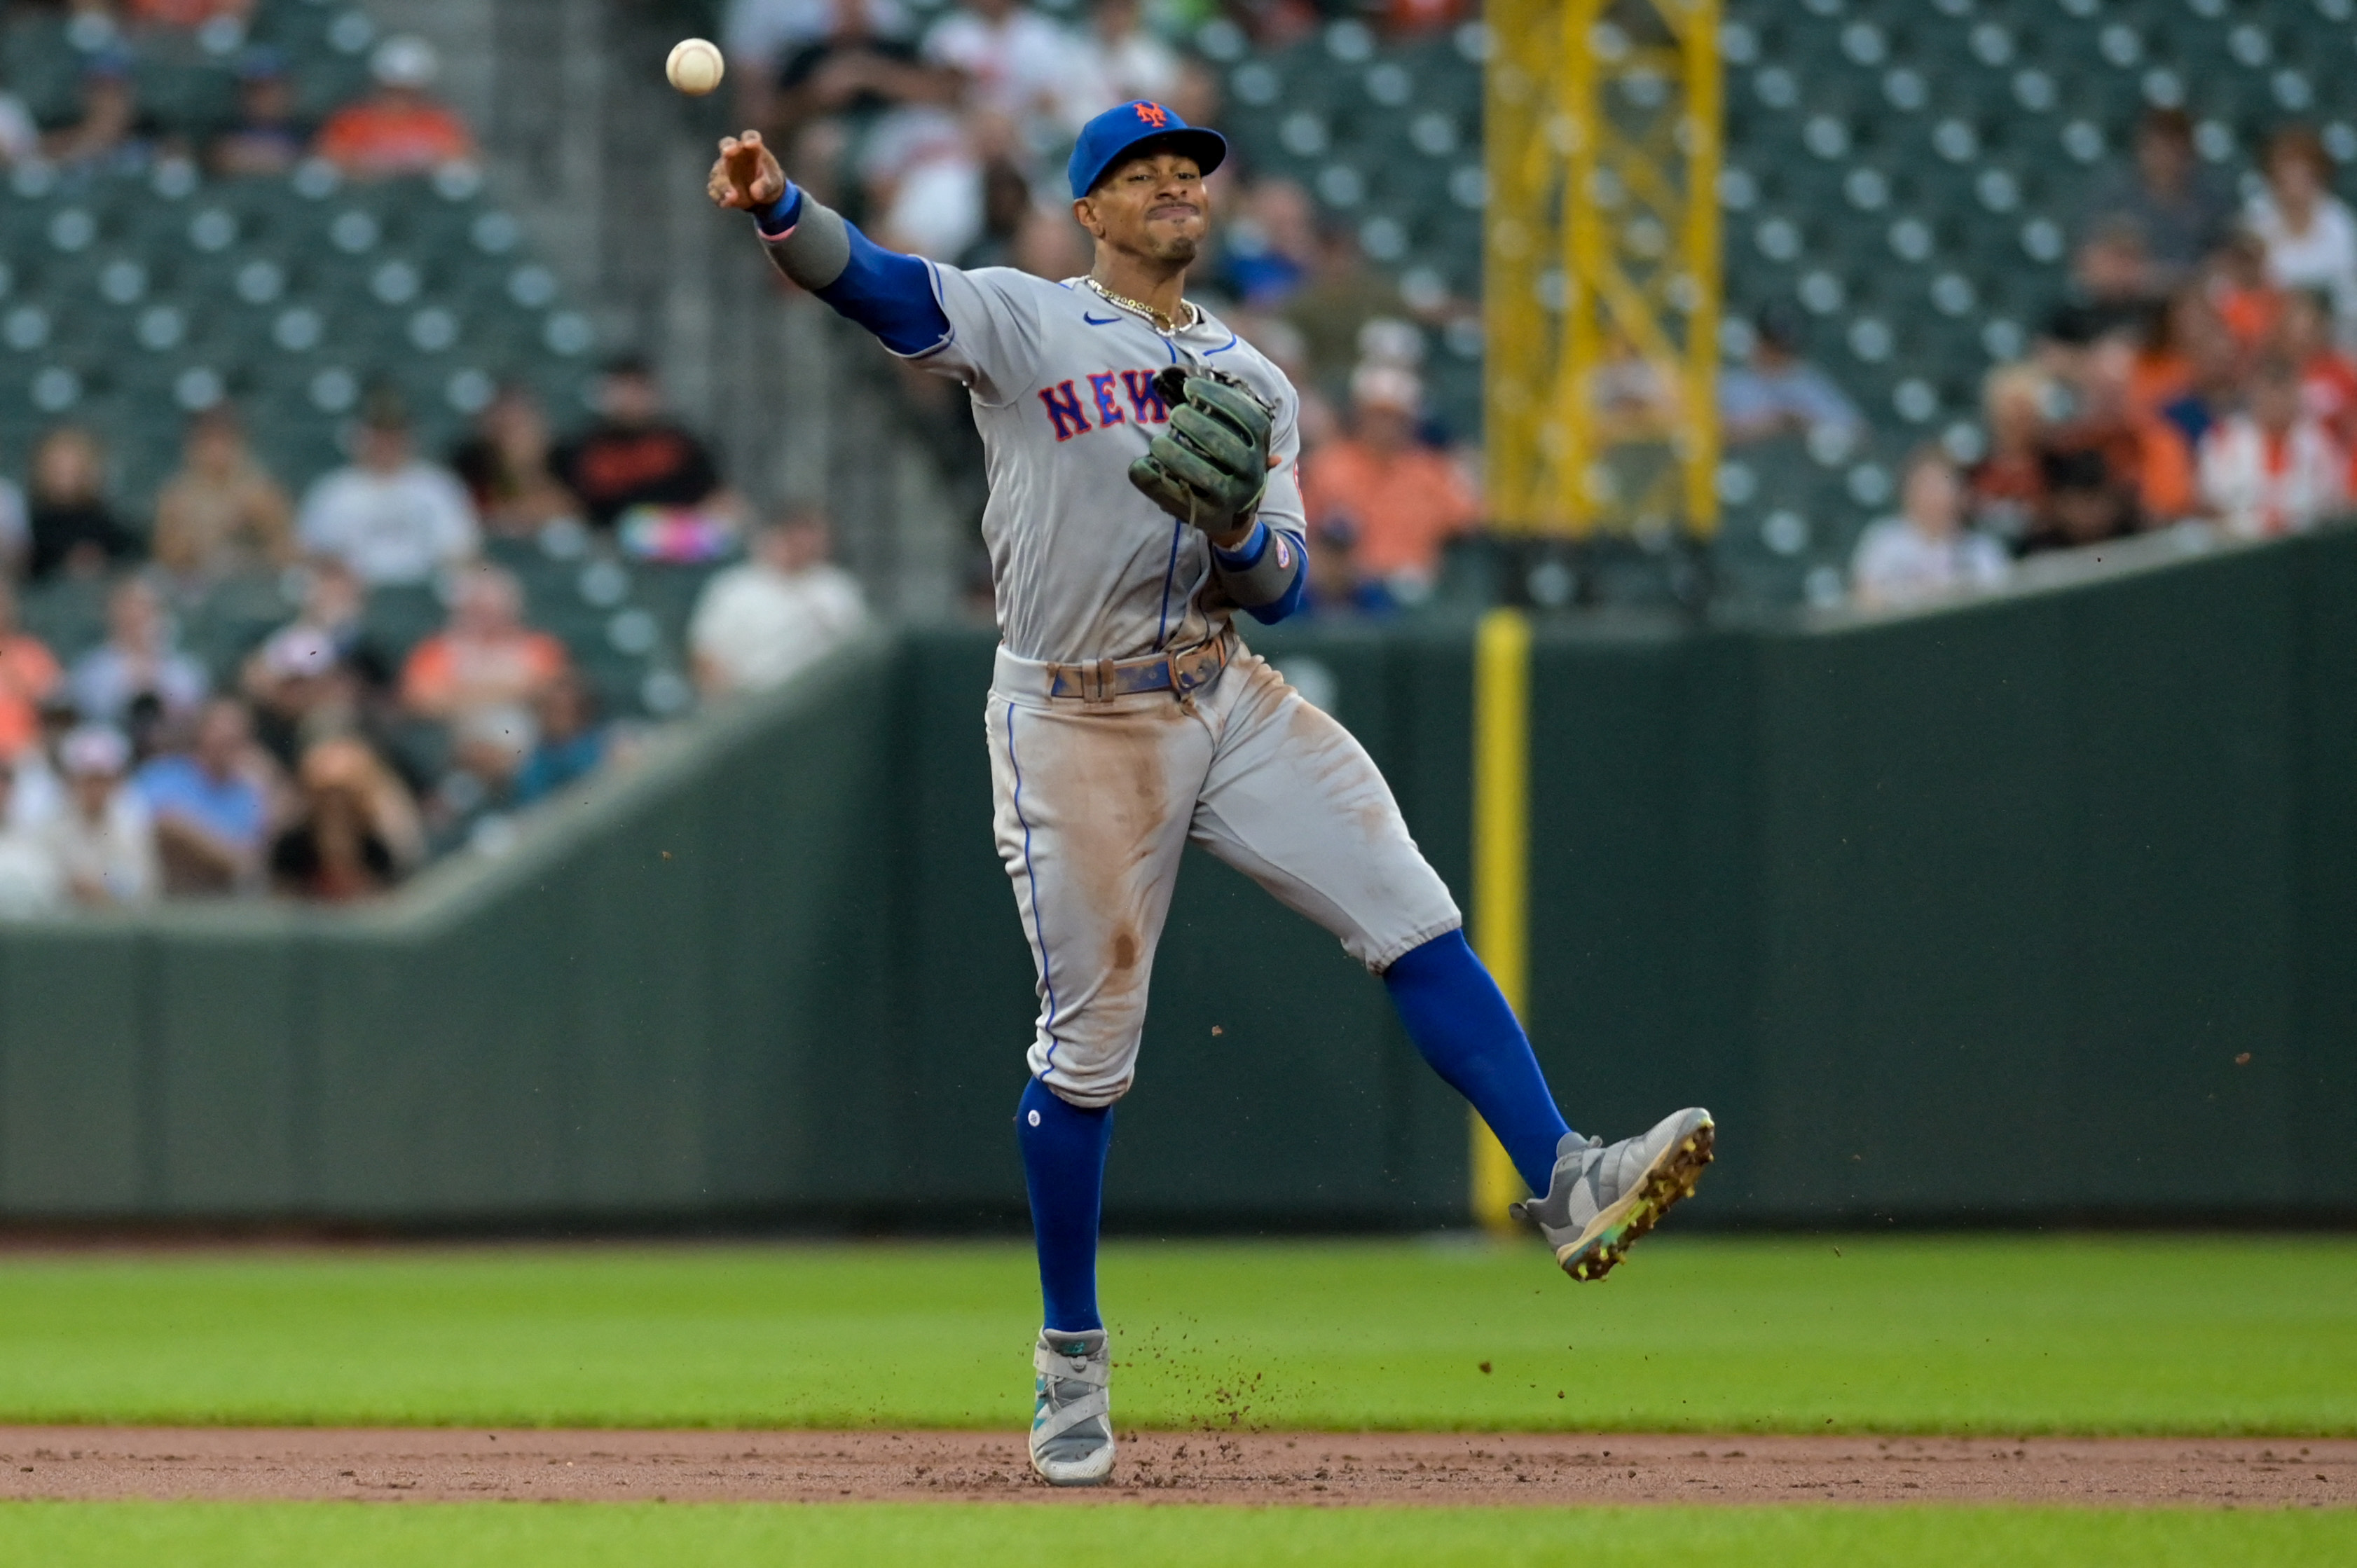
[1078,153,1209,264]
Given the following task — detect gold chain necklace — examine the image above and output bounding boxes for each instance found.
[1085,275,1195,333]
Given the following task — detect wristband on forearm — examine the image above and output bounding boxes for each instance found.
[753,181,851,291]
[1211,521,1303,608]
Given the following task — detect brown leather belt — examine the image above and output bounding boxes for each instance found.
[1045,635,1232,703]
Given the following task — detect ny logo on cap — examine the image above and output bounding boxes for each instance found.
[1134,102,1169,128]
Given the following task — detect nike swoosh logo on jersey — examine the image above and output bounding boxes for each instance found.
[1082,313,1126,326]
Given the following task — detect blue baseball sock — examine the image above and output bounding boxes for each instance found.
[1017,1075,1113,1333]
[1384,929,1576,1195]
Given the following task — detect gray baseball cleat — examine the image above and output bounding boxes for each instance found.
[1029,1328,1115,1485]
[1513,1108,1715,1281]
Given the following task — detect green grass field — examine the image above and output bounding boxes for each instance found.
[0,1502,2351,1567]
[0,1233,2351,1434]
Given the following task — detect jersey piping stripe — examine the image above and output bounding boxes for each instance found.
[1005,701,1061,1067]
[1149,334,1181,647]
[1153,518,1183,648]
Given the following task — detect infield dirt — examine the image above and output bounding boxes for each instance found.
[0,1428,2349,1508]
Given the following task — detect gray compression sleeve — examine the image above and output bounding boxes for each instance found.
[760,191,851,291]
[1211,521,1303,607]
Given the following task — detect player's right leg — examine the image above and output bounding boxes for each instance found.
[985,670,1210,1483]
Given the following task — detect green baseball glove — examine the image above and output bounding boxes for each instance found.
[1128,366,1274,536]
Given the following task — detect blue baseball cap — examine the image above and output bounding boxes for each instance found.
[1067,100,1228,200]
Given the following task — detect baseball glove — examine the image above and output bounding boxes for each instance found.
[1127,365,1274,536]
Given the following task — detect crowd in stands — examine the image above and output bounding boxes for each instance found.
[722,0,1487,612]
[1841,111,2357,610]
[0,4,875,912]
[7,0,2357,913]
[0,357,872,913]
[0,4,474,179]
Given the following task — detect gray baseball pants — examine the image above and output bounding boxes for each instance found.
[987,638,1464,1108]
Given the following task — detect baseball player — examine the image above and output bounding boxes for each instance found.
[708,100,1713,1487]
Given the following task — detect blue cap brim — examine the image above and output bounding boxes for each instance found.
[1073,127,1228,199]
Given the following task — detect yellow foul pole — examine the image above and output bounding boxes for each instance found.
[1471,607,1532,1231]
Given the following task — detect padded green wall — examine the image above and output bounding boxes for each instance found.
[0,530,2351,1225]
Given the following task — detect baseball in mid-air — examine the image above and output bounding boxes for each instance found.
[666,38,724,96]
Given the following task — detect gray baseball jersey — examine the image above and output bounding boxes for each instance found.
[905,266,1307,664]
[755,219,1459,1106]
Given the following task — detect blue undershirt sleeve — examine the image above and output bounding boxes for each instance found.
[751,181,951,358]
[814,224,953,357]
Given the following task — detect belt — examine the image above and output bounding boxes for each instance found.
[1044,635,1232,703]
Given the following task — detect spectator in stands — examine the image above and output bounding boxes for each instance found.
[1285,221,1410,403]
[2080,109,2234,294]
[767,0,947,144]
[2128,289,2208,418]
[2158,299,2247,453]
[151,406,296,584]
[2046,334,2196,529]
[135,698,271,898]
[69,577,209,739]
[922,0,1090,151]
[2207,230,2284,352]
[1967,364,2055,549]
[9,699,69,832]
[689,506,868,696]
[244,624,343,770]
[25,427,138,583]
[399,564,570,784]
[1011,200,1090,280]
[42,49,151,172]
[2274,289,2357,448]
[511,671,618,807]
[296,397,479,587]
[729,0,928,135]
[42,724,157,908]
[1849,447,2009,610]
[956,156,1040,270]
[554,358,724,532]
[315,36,476,179]
[207,47,308,178]
[242,558,394,745]
[269,736,422,901]
[1719,304,1867,449]
[0,582,58,766]
[2023,447,2138,556]
[1071,0,1181,114]
[1220,177,1319,308]
[1299,365,1480,599]
[0,759,64,919]
[0,90,40,168]
[2246,125,2357,343]
[448,387,579,539]
[863,102,1010,261]
[2199,355,2347,540]
[2046,219,2159,347]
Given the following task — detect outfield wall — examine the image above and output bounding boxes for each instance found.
[1,528,2351,1226]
